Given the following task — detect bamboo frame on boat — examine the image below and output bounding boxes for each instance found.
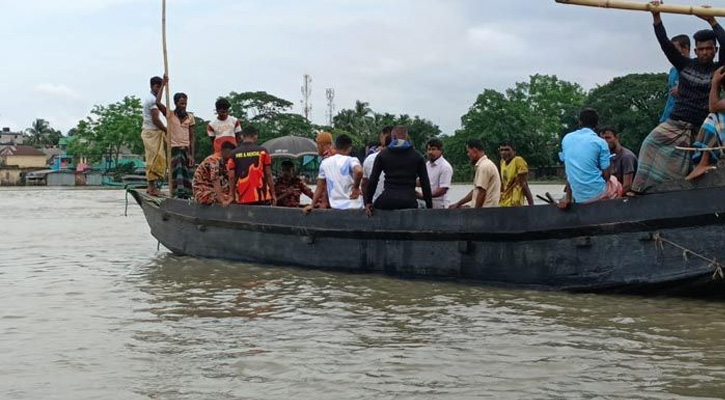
[162,0,174,197]
[676,146,725,152]
[554,0,725,17]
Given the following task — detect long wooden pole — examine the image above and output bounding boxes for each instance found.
[162,0,173,197]
[555,0,725,17]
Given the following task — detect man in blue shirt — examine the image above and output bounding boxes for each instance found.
[558,109,622,210]
[660,35,691,123]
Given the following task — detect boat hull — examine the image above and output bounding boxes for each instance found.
[130,186,725,296]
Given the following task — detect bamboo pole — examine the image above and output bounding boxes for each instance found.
[555,0,725,17]
[162,0,173,197]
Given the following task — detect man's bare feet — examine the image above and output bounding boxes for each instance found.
[685,164,717,181]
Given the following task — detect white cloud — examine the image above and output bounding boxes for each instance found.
[33,84,85,102]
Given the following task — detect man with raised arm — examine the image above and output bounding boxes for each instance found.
[632,2,725,193]
[140,75,168,196]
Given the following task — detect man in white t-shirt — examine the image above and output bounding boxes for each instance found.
[207,98,242,154]
[304,134,363,213]
[418,138,453,209]
[362,126,392,203]
[140,75,168,196]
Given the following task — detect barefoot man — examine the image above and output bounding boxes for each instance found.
[141,76,168,196]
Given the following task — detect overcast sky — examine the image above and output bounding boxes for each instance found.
[0,0,715,135]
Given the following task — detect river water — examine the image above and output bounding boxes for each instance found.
[2,187,725,400]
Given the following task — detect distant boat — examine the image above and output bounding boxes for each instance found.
[129,172,725,297]
[104,175,165,189]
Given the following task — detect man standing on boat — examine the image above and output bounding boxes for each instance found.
[365,126,432,213]
[362,126,393,204]
[304,134,363,213]
[418,138,453,209]
[227,126,276,206]
[140,76,168,196]
[314,131,335,208]
[599,127,638,194]
[632,2,725,192]
[207,98,242,154]
[167,92,196,199]
[450,138,500,209]
[558,109,621,210]
[498,140,534,207]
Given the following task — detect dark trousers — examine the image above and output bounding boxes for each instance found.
[374,189,418,210]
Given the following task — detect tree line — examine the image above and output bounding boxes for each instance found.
[33,72,668,177]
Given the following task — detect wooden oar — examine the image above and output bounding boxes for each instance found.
[162,0,174,197]
[554,0,725,17]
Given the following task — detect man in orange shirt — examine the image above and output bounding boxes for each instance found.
[227,126,277,205]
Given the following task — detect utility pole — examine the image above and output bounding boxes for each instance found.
[301,74,313,121]
[325,88,336,126]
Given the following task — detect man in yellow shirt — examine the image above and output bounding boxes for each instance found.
[499,140,534,207]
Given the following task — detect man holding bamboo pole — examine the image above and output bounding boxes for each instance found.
[631,1,725,193]
[141,76,168,196]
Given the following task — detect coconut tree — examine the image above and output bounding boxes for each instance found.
[25,119,54,146]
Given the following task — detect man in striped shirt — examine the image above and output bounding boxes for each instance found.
[632,4,725,193]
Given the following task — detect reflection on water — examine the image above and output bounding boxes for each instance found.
[2,188,725,399]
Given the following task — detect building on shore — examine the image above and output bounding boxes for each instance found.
[0,145,47,185]
[0,127,26,145]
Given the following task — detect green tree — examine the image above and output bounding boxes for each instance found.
[222,91,317,143]
[193,116,212,164]
[586,73,668,153]
[68,96,143,169]
[226,91,294,122]
[449,74,587,178]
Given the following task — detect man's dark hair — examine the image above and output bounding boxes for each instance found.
[466,138,485,151]
[694,29,717,46]
[598,126,618,136]
[671,34,691,49]
[221,141,237,151]
[242,125,259,137]
[499,139,516,150]
[579,108,599,129]
[173,92,187,104]
[150,76,163,87]
[335,134,353,150]
[426,138,444,150]
[383,135,392,146]
[215,98,231,111]
[281,160,295,168]
[382,126,394,136]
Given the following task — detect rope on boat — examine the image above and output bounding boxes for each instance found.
[653,232,725,280]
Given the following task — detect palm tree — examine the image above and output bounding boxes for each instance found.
[25,119,52,146]
[353,100,372,120]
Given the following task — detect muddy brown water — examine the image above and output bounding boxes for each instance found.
[1,187,724,400]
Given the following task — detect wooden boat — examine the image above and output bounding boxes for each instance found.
[129,171,725,296]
